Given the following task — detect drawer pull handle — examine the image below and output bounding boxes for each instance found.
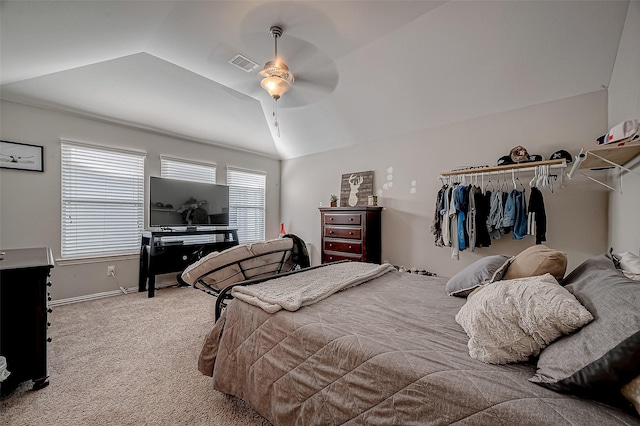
[349,218,354,221]
[349,232,353,235]
[329,230,333,234]
[348,246,352,249]
[330,217,334,221]
[329,243,333,247]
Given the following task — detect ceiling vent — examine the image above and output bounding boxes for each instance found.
[229,54,259,73]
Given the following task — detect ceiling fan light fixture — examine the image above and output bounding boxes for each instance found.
[259,26,294,101]
[260,75,291,100]
[260,25,294,137]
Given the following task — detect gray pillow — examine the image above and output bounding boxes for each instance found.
[446,255,512,297]
[530,254,640,404]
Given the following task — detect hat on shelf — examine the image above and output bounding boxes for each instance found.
[528,154,544,162]
[497,155,514,166]
[597,119,639,145]
[510,145,530,163]
[549,149,573,163]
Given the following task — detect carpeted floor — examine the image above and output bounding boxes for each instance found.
[0,286,271,425]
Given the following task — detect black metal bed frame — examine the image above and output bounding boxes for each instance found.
[187,244,321,320]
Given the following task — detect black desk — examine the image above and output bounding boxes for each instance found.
[138,229,239,297]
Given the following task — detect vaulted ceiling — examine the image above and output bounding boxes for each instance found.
[0,1,629,159]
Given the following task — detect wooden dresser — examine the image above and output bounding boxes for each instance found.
[0,247,54,395]
[319,206,382,264]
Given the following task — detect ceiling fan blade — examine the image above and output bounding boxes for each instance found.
[276,37,339,108]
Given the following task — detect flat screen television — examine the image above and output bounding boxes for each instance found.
[149,176,229,228]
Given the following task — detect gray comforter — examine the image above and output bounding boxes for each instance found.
[199,271,640,425]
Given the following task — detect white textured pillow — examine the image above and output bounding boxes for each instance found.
[455,273,593,364]
[617,252,640,281]
[618,251,640,273]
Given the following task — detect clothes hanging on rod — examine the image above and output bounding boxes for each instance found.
[432,177,550,257]
[473,187,492,248]
[527,187,547,244]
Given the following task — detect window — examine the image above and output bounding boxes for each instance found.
[160,156,216,183]
[227,167,266,243]
[61,142,145,258]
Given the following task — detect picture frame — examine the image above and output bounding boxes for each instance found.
[340,170,373,207]
[0,140,44,172]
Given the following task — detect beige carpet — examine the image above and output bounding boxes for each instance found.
[0,286,271,425]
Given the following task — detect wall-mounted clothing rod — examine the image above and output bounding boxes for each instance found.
[439,159,567,191]
[439,159,566,177]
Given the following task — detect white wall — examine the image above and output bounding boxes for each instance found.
[0,100,281,300]
[608,0,640,255]
[281,90,609,278]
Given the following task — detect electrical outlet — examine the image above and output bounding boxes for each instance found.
[108,265,116,276]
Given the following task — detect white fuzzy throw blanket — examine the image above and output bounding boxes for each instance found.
[231,262,397,313]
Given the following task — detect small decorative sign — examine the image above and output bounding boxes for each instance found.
[0,140,44,172]
[340,171,373,207]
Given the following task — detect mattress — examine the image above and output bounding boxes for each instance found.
[199,270,640,425]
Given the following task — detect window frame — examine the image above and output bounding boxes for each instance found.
[60,140,146,259]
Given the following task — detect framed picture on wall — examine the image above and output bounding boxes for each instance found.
[0,140,44,172]
[340,170,373,207]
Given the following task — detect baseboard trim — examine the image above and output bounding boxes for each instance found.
[50,287,138,306]
[49,282,180,306]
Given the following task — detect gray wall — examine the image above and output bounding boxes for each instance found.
[3,1,638,301]
[281,90,610,278]
[0,100,281,300]
[608,1,640,255]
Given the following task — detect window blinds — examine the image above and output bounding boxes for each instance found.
[227,167,266,243]
[61,142,145,258]
[160,157,219,244]
[160,157,216,184]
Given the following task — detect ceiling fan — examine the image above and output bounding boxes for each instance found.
[241,24,338,134]
[259,26,294,135]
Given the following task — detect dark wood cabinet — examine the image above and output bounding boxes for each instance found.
[319,207,382,264]
[0,247,54,395]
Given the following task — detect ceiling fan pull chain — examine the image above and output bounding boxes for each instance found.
[273,98,281,137]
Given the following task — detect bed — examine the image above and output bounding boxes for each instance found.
[197,249,640,425]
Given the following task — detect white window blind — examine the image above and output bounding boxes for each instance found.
[160,157,219,244]
[160,157,216,183]
[61,142,145,258]
[227,167,266,243]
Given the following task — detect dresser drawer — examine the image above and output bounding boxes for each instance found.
[322,252,361,263]
[324,240,362,254]
[324,213,362,225]
[324,227,361,239]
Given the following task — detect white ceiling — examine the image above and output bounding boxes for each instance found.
[0,1,629,160]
